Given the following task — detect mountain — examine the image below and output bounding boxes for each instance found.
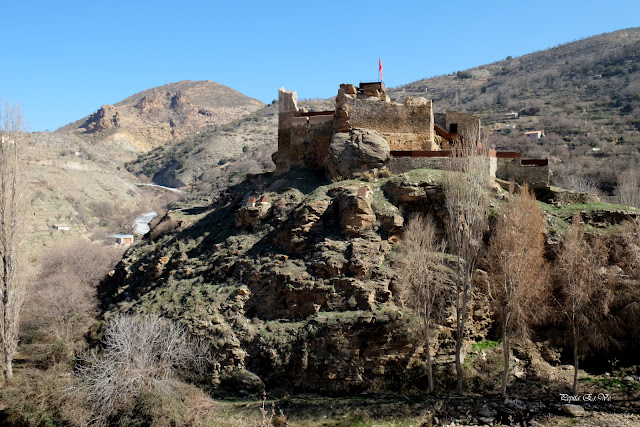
[389,27,640,195]
[124,99,333,189]
[57,80,265,152]
[20,81,265,250]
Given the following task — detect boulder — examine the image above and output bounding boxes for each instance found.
[348,236,384,279]
[344,84,357,94]
[326,129,390,179]
[330,186,376,237]
[376,209,404,237]
[220,368,265,395]
[235,206,268,231]
[561,404,586,417]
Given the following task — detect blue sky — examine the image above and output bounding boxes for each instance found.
[2,0,639,132]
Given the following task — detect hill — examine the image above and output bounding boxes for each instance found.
[57,80,265,152]
[389,27,640,196]
[16,81,270,250]
[124,99,333,190]
[99,166,640,401]
[20,132,161,251]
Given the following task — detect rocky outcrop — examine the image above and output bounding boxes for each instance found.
[60,80,264,149]
[235,203,271,231]
[326,129,390,179]
[106,168,640,396]
[330,186,376,237]
[83,104,120,133]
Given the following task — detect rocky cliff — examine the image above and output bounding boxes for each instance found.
[99,168,640,394]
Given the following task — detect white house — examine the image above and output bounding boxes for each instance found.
[524,130,545,140]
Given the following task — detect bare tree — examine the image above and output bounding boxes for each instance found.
[21,239,124,366]
[0,99,27,380]
[21,273,96,367]
[398,214,449,393]
[619,218,640,279]
[38,239,124,289]
[616,219,640,342]
[617,170,640,208]
[443,145,490,394]
[553,214,612,395]
[563,175,601,196]
[73,314,212,423]
[486,184,547,396]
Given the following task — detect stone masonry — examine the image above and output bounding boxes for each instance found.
[272,82,550,189]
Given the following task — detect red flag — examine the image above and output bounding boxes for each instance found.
[379,58,383,81]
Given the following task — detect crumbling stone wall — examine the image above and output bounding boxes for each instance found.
[335,84,436,151]
[273,88,335,175]
[389,153,496,176]
[496,158,550,188]
[274,84,548,190]
[445,110,481,144]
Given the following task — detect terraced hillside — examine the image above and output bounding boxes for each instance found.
[390,27,640,195]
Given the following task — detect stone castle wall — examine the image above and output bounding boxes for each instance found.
[389,153,497,176]
[273,84,549,189]
[335,83,436,152]
[274,88,335,174]
[445,110,481,144]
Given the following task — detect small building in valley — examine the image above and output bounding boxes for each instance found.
[109,233,134,246]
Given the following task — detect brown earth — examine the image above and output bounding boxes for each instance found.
[58,80,265,152]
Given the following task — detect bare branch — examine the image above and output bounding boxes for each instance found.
[486,184,547,396]
[0,98,27,381]
[71,314,214,423]
[442,144,491,394]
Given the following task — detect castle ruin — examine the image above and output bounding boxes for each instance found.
[273,82,549,189]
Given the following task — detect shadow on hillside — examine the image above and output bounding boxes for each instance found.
[98,169,331,306]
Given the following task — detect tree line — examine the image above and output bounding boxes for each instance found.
[398,147,640,397]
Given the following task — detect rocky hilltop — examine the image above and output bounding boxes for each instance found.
[100,165,640,395]
[58,80,265,151]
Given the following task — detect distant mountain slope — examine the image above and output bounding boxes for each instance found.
[390,27,640,195]
[125,99,334,190]
[57,80,265,152]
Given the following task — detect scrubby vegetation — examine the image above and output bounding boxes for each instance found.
[392,28,640,198]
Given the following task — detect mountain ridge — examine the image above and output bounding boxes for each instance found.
[57,80,265,152]
[389,27,640,195]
